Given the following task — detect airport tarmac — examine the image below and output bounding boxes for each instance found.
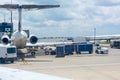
[0,45,120,80]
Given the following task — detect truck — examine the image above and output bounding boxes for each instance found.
[110,41,120,49]
[0,44,17,63]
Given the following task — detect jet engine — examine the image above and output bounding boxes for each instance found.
[29,35,38,44]
[1,35,10,44]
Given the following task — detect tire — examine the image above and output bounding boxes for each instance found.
[11,61,14,63]
[79,52,81,54]
[89,51,92,54]
[101,51,104,54]
[110,46,113,48]
[70,53,73,55]
[95,50,99,54]
[1,58,5,64]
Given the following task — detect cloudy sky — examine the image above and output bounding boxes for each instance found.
[0,0,120,37]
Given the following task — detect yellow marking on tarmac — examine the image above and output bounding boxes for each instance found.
[23,60,28,64]
[19,60,31,65]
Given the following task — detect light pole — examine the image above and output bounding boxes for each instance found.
[94,28,96,44]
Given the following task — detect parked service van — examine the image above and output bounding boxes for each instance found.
[0,44,17,63]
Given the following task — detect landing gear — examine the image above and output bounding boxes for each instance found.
[31,52,36,57]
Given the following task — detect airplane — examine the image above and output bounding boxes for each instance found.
[0,4,60,60]
[86,34,120,43]
[26,41,74,47]
[0,66,71,80]
[0,4,60,48]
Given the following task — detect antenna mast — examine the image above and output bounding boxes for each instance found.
[4,14,6,22]
[11,0,13,23]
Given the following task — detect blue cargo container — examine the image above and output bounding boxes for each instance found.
[76,43,93,54]
[73,43,78,53]
[56,45,65,57]
[65,44,74,55]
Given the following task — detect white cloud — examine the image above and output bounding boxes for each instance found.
[0,0,120,37]
[29,0,120,36]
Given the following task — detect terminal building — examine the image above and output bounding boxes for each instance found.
[0,22,86,43]
[0,22,13,39]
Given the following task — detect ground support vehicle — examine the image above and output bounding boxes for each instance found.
[95,46,108,54]
[110,41,120,49]
[0,44,17,63]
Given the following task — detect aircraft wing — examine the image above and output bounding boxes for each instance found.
[0,4,19,10]
[0,4,60,10]
[26,42,74,47]
[22,5,60,10]
[0,67,71,80]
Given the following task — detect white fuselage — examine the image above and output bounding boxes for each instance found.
[11,31,27,49]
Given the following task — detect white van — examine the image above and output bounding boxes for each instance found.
[0,44,17,63]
